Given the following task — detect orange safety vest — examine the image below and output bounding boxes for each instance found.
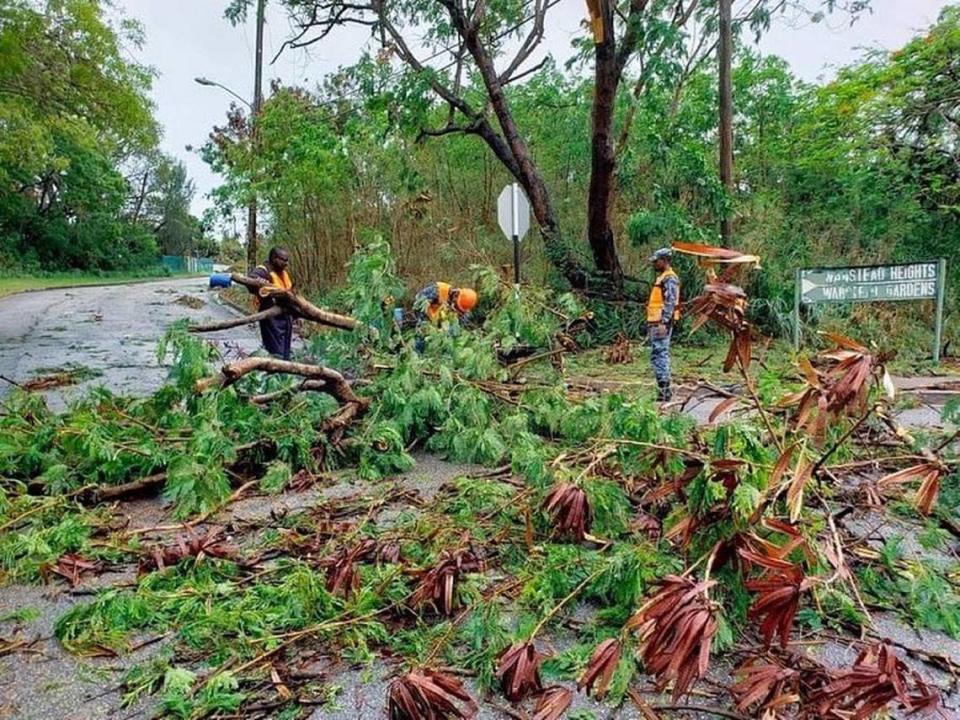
[254,266,293,309]
[646,269,680,323]
[426,281,452,322]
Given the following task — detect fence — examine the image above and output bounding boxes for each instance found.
[161,256,214,274]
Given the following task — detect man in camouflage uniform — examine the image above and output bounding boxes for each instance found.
[646,248,680,402]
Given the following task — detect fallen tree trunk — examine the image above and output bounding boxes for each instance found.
[189,306,282,333]
[249,378,328,405]
[81,472,168,504]
[213,274,359,332]
[196,357,368,412]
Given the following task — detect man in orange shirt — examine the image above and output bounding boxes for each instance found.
[411,282,478,353]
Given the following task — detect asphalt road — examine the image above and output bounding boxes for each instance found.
[0,277,260,407]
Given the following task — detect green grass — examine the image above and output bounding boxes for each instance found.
[0,269,176,299]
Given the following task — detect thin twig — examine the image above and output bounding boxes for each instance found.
[529,562,609,639]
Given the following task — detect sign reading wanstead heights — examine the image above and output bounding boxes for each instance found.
[794,259,947,362]
[799,262,939,304]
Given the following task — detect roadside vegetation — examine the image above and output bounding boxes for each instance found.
[0,0,216,276]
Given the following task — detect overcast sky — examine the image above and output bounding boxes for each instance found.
[113,0,952,219]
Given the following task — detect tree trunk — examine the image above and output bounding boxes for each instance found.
[586,0,625,285]
[455,23,590,289]
[718,0,734,247]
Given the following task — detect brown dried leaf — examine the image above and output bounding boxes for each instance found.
[50,553,102,587]
[605,334,633,365]
[496,641,545,702]
[810,641,943,719]
[708,396,740,424]
[577,638,620,699]
[387,669,478,720]
[139,526,236,574]
[532,686,573,720]
[672,241,760,264]
[627,575,717,701]
[878,462,945,516]
[321,538,378,596]
[786,459,812,523]
[411,548,483,616]
[544,482,592,542]
[731,655,800,717]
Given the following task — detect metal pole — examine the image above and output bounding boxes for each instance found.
[794,268,802,352]
[933,257,946,364]
[246,0,266,273]
[717,0,734,248]
[511,183,520,287]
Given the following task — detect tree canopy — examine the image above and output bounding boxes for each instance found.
[0,0,209,271]
[205,2,959,332]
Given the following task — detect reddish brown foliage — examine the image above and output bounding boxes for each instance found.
[673,243,758,373]
[740,548,812,649]
[543,482,592,542]
[410,548,483,616]
[376,540,402,564]
[626,575,717,700]
[387,669,478,720]
[878,461,946,516]
[496,641,545,702]
[810,641,943,719]
[321,538,378,596]
[605,333,633,364]
[686,283,752,372]
[731,656,801,718]
[577,638,621,699]
[781,334,889,437]
[630,510,661,538]
[532,686,573,720]
[139,526,236,574]
[48,553,102,586]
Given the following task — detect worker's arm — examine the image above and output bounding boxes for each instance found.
[413,283,438,315]
[661,276,679,324]
[247,266,270,294]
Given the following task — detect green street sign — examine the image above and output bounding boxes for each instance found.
[799,262,939,305]
[793,259,947,362]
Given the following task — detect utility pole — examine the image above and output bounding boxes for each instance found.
[247,0,266,272]
[718,0,734,248]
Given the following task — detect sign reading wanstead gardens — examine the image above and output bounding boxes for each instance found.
[794,259,947,362]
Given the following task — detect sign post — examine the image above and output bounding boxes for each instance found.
[497,183,530,288]
[794,259,947,362]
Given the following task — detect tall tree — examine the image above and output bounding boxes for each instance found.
[0,0,161,270]
[234,0,870,291]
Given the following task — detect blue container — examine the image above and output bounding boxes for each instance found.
[209,273,233,289]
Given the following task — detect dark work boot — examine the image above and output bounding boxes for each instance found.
[657,381,673,402]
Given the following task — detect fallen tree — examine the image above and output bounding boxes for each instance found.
[190,273,359,333]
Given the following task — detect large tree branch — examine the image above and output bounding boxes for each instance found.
[222,273,359,331]
[497,0,547,84]
[195,357,368,414]
[189,306,283,333]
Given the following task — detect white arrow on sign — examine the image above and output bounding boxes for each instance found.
[497,183,530,241]
[801,277,819,295]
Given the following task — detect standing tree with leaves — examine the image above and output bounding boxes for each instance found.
[238,0,870,294]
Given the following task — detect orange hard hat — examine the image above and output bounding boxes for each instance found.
[454,287,478,313]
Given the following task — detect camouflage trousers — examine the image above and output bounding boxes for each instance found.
[648,324,672,386]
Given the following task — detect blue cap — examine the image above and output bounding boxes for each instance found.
[648,248,672,263]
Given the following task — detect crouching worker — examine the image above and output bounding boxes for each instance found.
[646,248,680,402]
[411,282,478,353]
[248,246,295,361]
